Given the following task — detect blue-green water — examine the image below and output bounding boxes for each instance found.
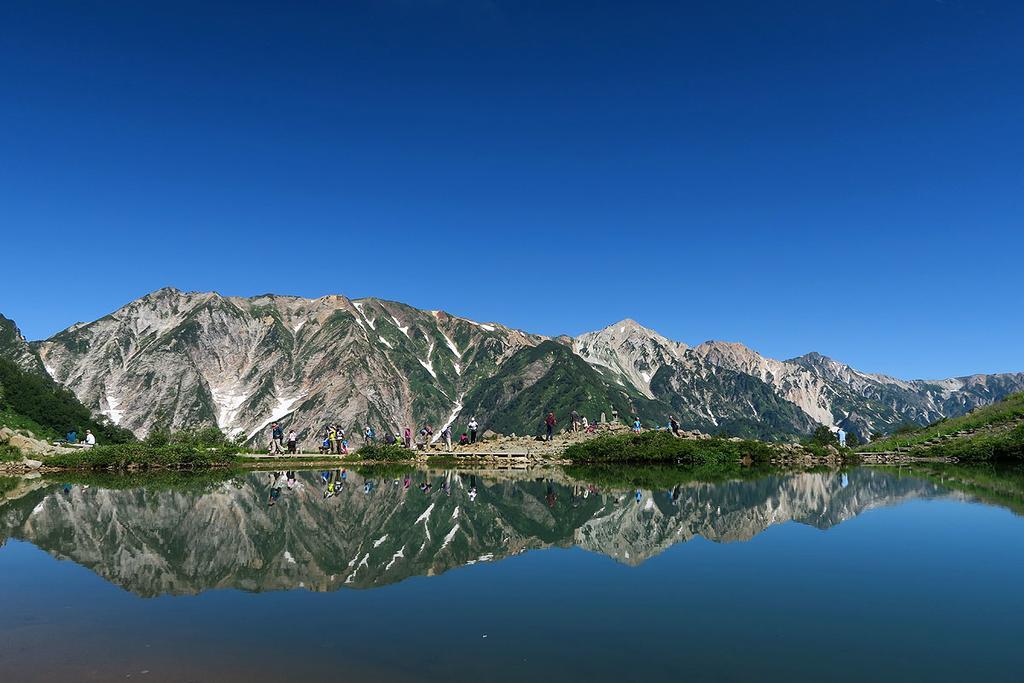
[1,466,1022,682]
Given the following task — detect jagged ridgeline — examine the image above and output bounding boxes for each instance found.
[1,288,1022,443]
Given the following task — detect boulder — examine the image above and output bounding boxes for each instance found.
[22,458,43,470]
[482,430,499,441]
[8,433,50,455]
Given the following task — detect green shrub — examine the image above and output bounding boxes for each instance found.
[354,443,417,462]
[563,430,776,464]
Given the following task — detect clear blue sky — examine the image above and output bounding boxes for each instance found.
[2,1,1021,379]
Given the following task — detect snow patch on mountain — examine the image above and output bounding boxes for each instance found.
[210,387,250,432]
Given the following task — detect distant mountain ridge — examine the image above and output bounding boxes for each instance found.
[1,288,1021,442]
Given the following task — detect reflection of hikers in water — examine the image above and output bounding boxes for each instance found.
[286,471,296,489]
[403,475,411,490]
[419,481,433,494]
[364,480,374,494]
[546,482,557,508]
[324,469,346,499]
[62,483,72,495]
[268,472,284,506]
[635,489,643,504]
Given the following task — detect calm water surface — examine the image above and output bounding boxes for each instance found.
[1,465,1022,682]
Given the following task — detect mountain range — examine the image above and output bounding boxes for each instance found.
[4,287,1023,442]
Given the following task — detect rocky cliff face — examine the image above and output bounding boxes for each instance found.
[0,314,46,376]
[0,468,957,596]
[34,288,541,441]
[15,288,1024,442]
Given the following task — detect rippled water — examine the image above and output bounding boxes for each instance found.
[1,465,1022,682]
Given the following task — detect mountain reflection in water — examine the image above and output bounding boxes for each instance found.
[0,468,959,596]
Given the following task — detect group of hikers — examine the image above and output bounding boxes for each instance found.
[266,416,484,455]
[265,409,692,456]
[62,429,97,447]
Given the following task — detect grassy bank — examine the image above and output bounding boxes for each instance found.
[563,430,777,464]
[858,392,1024,462]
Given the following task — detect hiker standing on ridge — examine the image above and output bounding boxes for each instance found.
[442,425,453,452]
[570,409,580,433]
[545,412,557,441]
[269,422,284,454]
[669,415,681,437]
[287,429,298,454]
[468,418,479,444]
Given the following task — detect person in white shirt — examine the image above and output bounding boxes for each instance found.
[467,418,479,444]
[84,430,96,446]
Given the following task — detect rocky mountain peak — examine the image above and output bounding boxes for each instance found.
[573,319,687,398]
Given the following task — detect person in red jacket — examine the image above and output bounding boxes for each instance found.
[545,412,557,441]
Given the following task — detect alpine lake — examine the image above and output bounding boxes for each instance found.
[1,462,1022,682]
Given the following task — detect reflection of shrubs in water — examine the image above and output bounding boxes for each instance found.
[564,431,775,464]
[352,463,411,480]
[565,463,775,490]
[0,475,19,497]
[43,468,241,492]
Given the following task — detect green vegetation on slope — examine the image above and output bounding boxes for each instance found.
[859,392,1024,462]
[649,363,818,440]
[0,358,135,444]
[563,430,776,464]
[459,341,669,436]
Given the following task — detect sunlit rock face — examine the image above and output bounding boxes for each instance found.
[0,469,957,596]
[34,288,540,441]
